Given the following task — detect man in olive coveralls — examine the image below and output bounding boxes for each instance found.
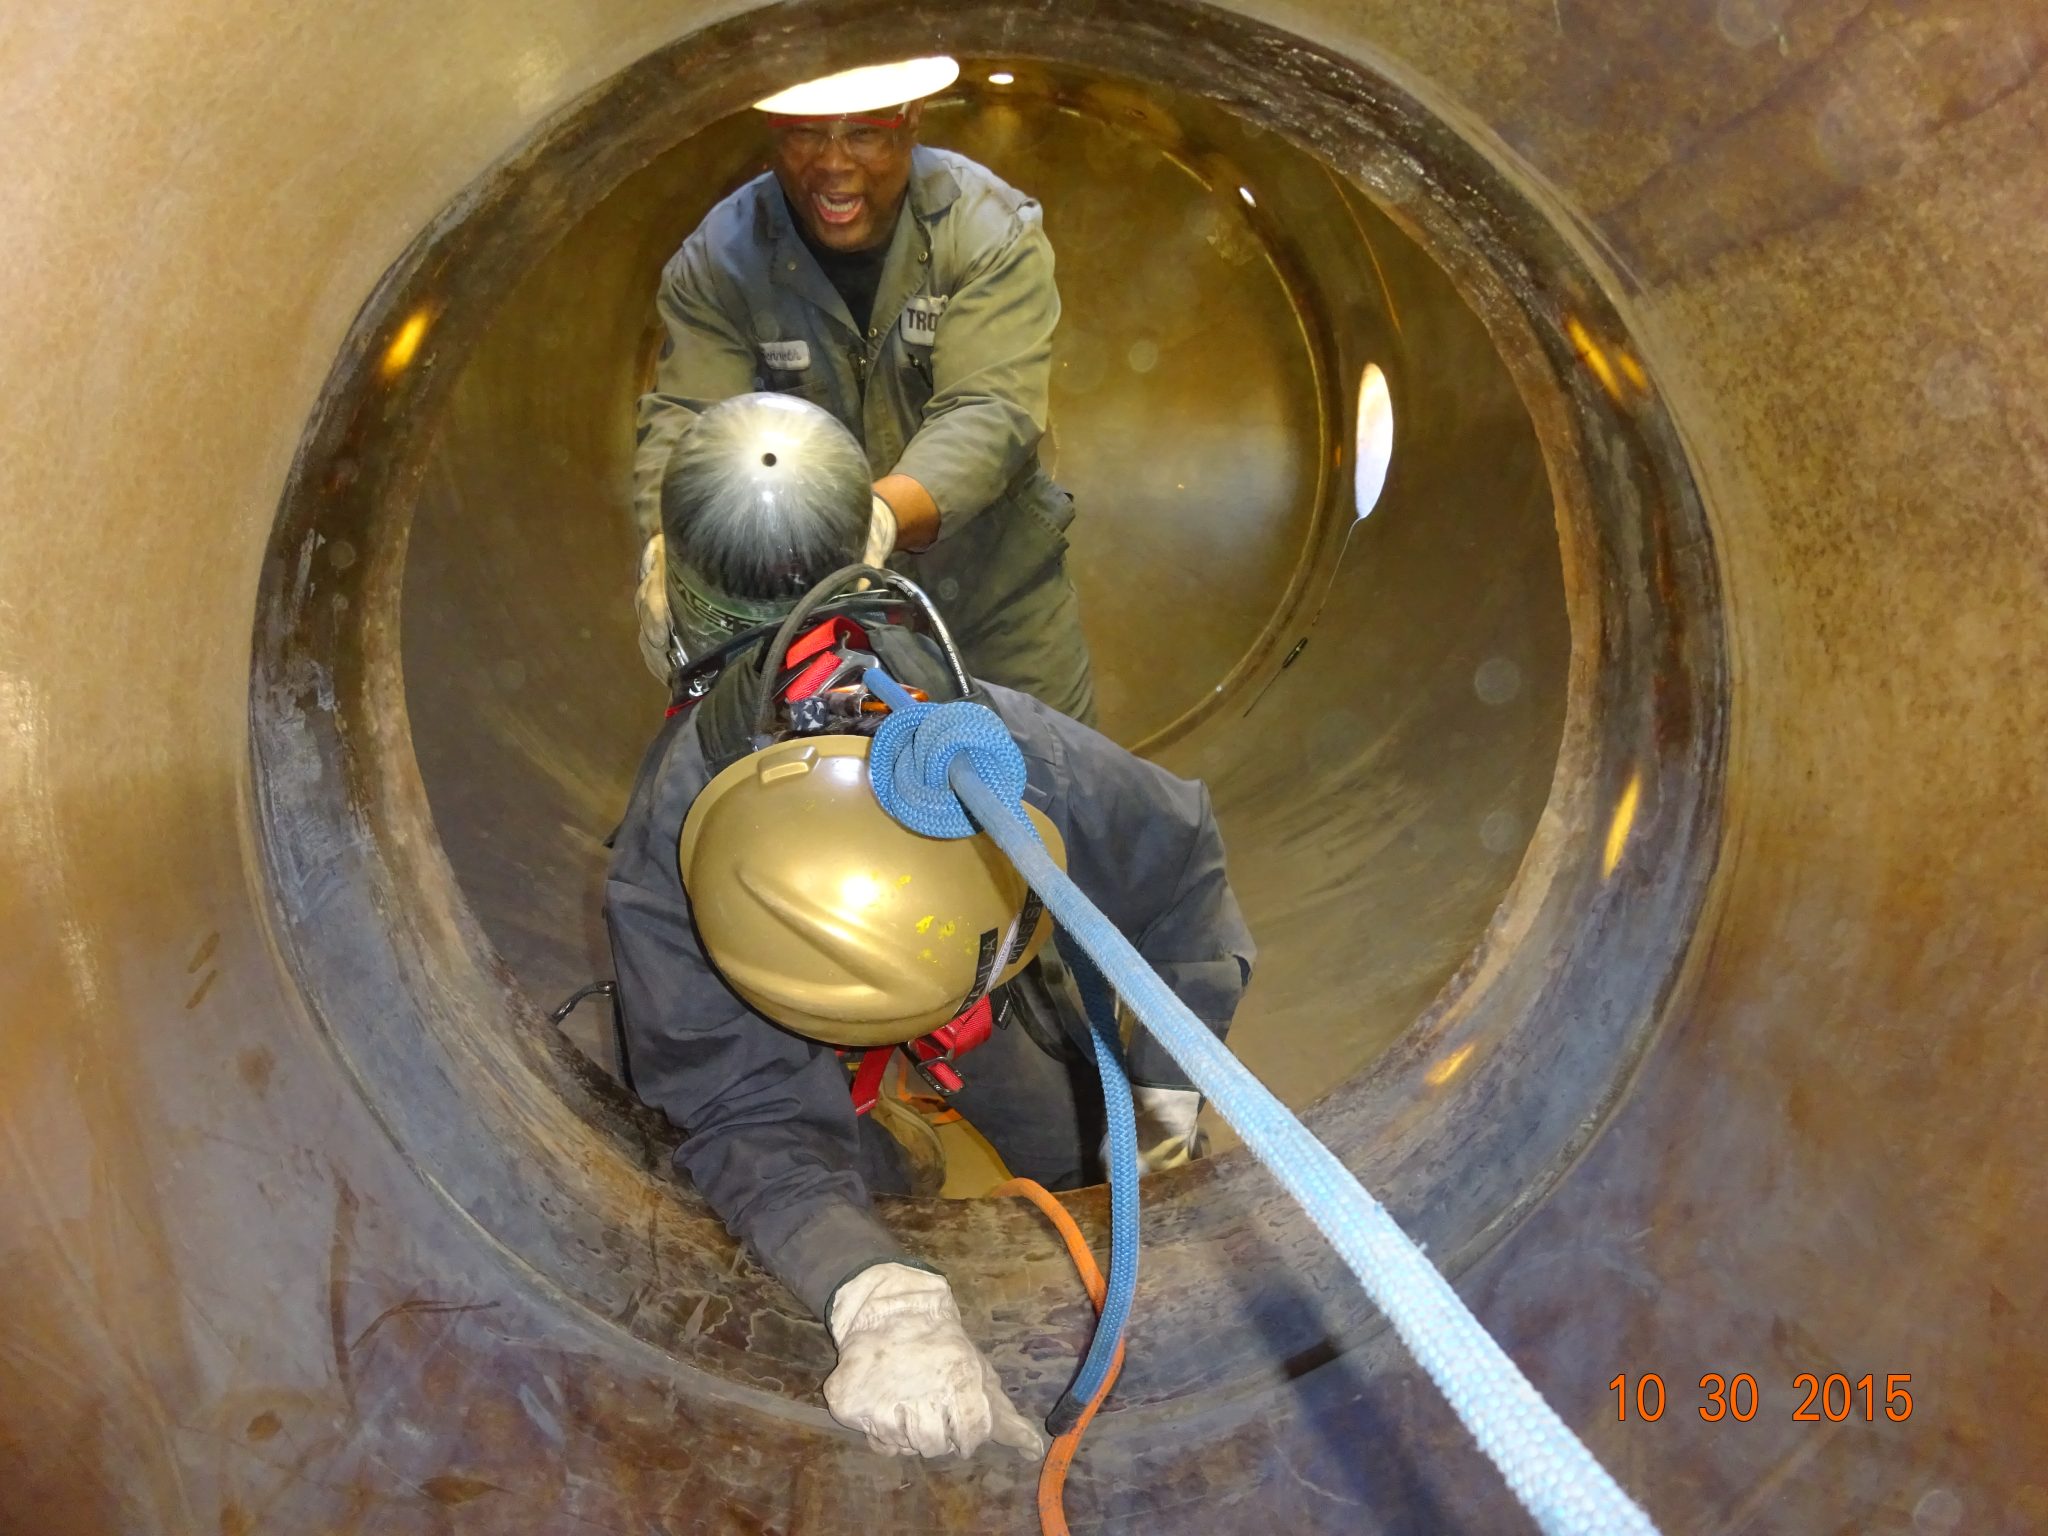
[632,56,1097,724]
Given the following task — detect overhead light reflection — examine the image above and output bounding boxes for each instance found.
[839,873,885,912]
[987,71,1015,85]
[1238,186,1257,207]
[1425,1043,1476,1087]
[381,309,432,379]
[1565,315,1623,402]
[1354,362,1393,518]
[755,57,959,114]
[1239,362,1393,721]
[1602,772,1642,879]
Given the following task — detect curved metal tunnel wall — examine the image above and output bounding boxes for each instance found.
[399,69,1571,1128]
[4,5,2045,1536]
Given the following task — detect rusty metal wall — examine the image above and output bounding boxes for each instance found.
[2,3,2044,1534]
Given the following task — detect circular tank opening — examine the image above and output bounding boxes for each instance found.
[399,62,1569,1140]
[253,0,1723,1414]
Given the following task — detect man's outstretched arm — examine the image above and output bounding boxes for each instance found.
[631,238,761,542]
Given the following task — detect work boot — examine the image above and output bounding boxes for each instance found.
[868,1093,948,1197]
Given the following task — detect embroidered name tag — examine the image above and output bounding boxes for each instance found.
[759,339,811,371]
[901,295,948,346]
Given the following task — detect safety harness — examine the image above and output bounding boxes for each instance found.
[666,607,1006,1116]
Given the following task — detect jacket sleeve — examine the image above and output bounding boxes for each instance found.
[630,237,761,541]
[994,688,1257,1089]
[603,725,914,1319]
[889,204,1059,537]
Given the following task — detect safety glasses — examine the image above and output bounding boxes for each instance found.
[769,112,908,164]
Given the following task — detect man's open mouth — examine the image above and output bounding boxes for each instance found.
[812,191,864,226]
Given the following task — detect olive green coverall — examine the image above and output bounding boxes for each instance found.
[633,146,1097,724]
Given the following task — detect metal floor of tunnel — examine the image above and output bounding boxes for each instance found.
[5,3,2047,1534]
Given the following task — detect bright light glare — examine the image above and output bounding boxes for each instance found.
[380,310,431,379]
[1424,1043,1476,1087]
[1353,363,1394,519]
[839,873,885,912]
[987,71,1015,85]
[754,57,959,115]
[1602,772,1642,879]
[1565,315,1623,402]
[1238,186,1257,207]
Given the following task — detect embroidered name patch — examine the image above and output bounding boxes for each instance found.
[759,338,811,371]
[901,295,948,346]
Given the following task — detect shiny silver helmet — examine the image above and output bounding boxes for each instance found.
[659,392,871,659]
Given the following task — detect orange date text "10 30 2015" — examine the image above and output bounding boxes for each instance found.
[1607,1373,1914,1423]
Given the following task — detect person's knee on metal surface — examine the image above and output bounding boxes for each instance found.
[629,55,1096,722]
[603,390,1253,1462]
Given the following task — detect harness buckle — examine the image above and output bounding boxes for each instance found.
[846,994,1000,1114]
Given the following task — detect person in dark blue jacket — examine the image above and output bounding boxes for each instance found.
[606,392,1252,1461]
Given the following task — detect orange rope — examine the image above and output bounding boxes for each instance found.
[990,1177,1126,1536]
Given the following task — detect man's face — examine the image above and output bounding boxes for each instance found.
[769,105,921,253]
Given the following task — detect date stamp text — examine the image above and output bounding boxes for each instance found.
[1608,1372,1915,1423]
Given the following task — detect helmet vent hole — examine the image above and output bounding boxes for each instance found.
[761,451,778,467]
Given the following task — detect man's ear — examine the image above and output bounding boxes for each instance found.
[904,102,924,135]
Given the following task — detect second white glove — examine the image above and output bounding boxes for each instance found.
[863,493,898,569]
[635,533,677,684]
[823,1263,1044,1461]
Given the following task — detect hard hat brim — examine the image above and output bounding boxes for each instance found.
[752,56,959,117]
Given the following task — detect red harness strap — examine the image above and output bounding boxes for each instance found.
[666,616,872,718]
[847,1046,894,1117]
[848,995,998,1116]
[783,615,862,667]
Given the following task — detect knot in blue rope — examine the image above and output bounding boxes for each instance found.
[864,668,1030,840]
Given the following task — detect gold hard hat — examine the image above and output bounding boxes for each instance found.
[679,734,1065,1047]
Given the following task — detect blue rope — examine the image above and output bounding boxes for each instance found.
[1053,937,1140,1430]
[864,669,1661,1536]
[864,668,1138,1432]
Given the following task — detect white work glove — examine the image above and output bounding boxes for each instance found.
[635,533,676,684]
[863,493,898,569]
[1125,1085,1205,1174]
[823,1263,1044,1461]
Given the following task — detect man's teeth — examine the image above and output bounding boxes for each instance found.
[817,193,861,213]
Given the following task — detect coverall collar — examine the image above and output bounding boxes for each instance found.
[768,147,961,339]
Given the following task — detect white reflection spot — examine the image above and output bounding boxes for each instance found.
[1479,809,1521,855]
[1474,657,1522,705]
[1354,363,1394,519]
[1913,1490,1963,1535]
